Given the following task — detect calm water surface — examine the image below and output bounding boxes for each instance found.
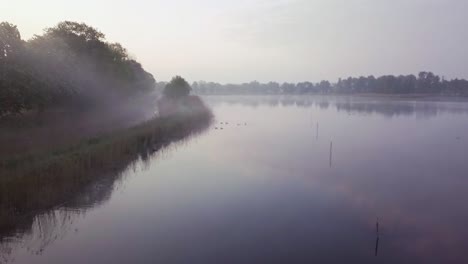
[2,96,468,264]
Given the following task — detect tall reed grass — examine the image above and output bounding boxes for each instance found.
[0,98,212,238]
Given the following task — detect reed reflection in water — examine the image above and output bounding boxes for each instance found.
[0,114,212,262]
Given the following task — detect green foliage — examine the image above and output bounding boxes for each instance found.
[45,21,105,42]
[163,76,191,99]
[0,22,22,60]
[0,21,156,117]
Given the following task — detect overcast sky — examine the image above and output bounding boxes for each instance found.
[3,0,468,83]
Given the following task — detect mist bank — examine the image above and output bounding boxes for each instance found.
[0,68,213,245]
[0,21,155,117]
[0,97,212,242]
[187,72,468,97]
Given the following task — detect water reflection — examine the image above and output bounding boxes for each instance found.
[204,95,468,117]
[202,96,468,263]
[2,96,468,264]
[0,119,211,262]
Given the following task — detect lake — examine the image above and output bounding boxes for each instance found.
[2,96,468,264]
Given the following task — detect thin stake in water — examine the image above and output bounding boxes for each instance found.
[316,122,319,140]
[375,218,380,256]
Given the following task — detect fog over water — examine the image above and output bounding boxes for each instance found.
[2,96,468,264]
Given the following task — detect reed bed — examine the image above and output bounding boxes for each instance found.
[0,100,212,238]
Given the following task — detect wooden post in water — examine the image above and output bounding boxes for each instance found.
[375,218,380,256]
[376,218,379,234]
[375,236,379,256]
[316,123,319,140]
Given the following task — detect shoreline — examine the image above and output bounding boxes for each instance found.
[197,93,468,103]
[0,100,213,238]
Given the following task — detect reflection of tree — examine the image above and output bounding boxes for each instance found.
[204,96,468,118]
[335,101,415,117]
[334,100,457,118]
[318,101,330,110]
[0,119,210,262]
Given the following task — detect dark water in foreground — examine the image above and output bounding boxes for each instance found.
[2,96,468,264]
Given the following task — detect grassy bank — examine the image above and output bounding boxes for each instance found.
[0,98,212,238]
[0,92,159,160]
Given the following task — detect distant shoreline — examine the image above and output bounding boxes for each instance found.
[197,93,468,103]
[334,93,468,102]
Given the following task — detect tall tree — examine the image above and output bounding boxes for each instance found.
[0,22,22,60]
[163,76,191,99]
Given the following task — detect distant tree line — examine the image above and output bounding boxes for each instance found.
[191,72,468,96]
[0,21,155,116]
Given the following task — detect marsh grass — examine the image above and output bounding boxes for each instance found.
[0,100,212,238]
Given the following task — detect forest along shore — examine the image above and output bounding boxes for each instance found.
[0,20,160,159]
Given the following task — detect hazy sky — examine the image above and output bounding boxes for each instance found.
[3,0,468,83]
